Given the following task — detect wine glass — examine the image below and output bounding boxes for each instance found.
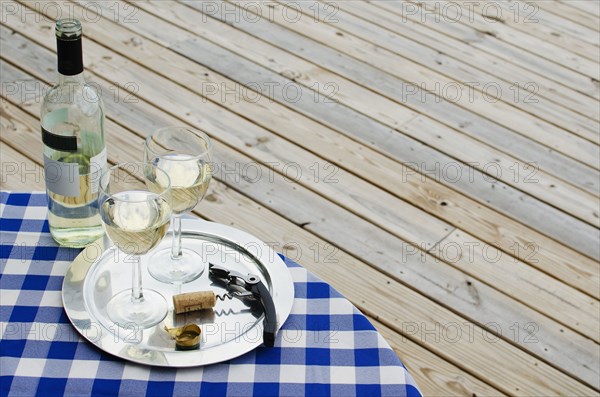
[98,162,172,328]
[144,126,213,284]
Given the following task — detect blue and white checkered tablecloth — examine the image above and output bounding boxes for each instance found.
[0,191,421,397]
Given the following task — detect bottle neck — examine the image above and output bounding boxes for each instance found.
[58,72,85,86]
[57,36,83,76]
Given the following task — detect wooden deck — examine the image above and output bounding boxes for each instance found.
[1,0,599,395]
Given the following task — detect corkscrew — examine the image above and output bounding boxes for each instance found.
[214,291,255,302]
[208,263,277,347]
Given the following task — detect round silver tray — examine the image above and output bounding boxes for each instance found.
[62,218,294,367]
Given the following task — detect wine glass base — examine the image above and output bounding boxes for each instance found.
[147,248,205,284]
[107,289,168,329]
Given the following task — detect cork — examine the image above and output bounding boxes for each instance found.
[172,291,216,314]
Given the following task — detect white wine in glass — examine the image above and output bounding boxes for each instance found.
[144,127,212,284]
[154,154,211,214]
[101,192,171,255]
[98,162,172,329]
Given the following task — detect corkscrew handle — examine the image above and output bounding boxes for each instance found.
[253,279,277,347]
[208,263,278,347]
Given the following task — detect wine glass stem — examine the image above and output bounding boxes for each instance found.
[131,255,143,303]
[171,214,183,260]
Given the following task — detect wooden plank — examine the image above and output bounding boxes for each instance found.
[435,0,600,72]
[3,25,599,389]
[429,230,599,342]
[116,0,600,221]
[1,65,596,397]
[261,0,599,171]
[372,0,599,99]
[124,0,600,255]
[561,0,600,16]
[169,0,600,197]
[532,0,600,31]
[367,316,507,397]
[335,0,599,124]
[471,0,600,60]
[116,0,600,238]
[15,0,597,282]
[399,112,599,225]
[317,0,600,142]
[0,139,45,191]
[270,3,600,195]
[179,0,600,192]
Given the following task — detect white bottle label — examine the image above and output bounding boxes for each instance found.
[90,148,107,194]
[44,154,80,197]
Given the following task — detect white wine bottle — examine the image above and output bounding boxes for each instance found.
[41,19,106,247]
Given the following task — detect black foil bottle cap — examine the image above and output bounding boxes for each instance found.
[56,19,83,76]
